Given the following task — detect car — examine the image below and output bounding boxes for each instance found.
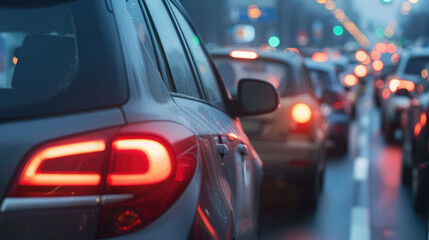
[373,52,400,107]
[380,49,429,142]
[305,59,351,153]
[0,1,280,239]
[401,69,429,212]
[210,48,327,209]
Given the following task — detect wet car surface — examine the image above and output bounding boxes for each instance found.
[2,0,429,239]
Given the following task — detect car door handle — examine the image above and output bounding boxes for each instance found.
[238,144,248,156]
[216,144,229,155]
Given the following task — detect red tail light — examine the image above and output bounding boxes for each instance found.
[229,50,258,59]
[344,74,358,87]
[291,103,312,134]
[389,79,415,93]
[19,140,105,187]
[107,139,172,186]
[292,103,312,124]
[421,113,427,127]
[7,123,198,238]
[354,65,368,78]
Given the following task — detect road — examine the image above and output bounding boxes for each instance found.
[260,81,427,240]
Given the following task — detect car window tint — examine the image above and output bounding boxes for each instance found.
[145,0,200,98]
[308,69,334,87]
[171,4,225,110]
[405,57,429,76]
[126,0,160,73]
[0,1,127,121]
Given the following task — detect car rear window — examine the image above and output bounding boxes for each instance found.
[0,1,127,121]
[404,57,429,75]
[308,69,334,87]
[213,57,298,97]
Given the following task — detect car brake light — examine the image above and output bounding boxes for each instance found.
[312,52,328,62]
[292,103,312,124]
[7,123,198,238]
[344,74,358,87]
[18,140,105,187]
[333,101,346,110]
[415,123,422,136]
[382,89,390,99]
[229,50,258,59]
[389,79,415,93]
[354,65,368,78]
[421,113,427,127]
[107,139,172,186]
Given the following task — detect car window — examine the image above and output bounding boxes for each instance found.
[145,0,201,98]
[170,4,225,110]
[298,66,313,95]
[0,1,127,121]
[405,57,429,75]
[213,57,294,97]
[126,0,160,74]
[308,69,334,87]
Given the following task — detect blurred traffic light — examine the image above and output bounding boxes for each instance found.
[381,0,392,3]
[333,26,344,36]
[268,36,280,48]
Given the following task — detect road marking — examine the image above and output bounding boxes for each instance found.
[350,206,371,240]
[360,114,370,128]
[354,157,369,181]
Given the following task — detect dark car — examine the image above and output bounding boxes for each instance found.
[0,1,280,239]
[401,73,429,213]
[380,49,429,142]
[305,59,351,152]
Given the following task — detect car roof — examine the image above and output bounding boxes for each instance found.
[406,48,429,58]
[304,59,336,72]
[209,47,303,67]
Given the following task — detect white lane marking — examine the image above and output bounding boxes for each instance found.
[360,114,370,128]
[350,206,371,240]
[359,133,368,150]
[354,157,369,182]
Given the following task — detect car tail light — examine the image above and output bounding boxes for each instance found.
[415,123,422,136]
[344,74,358,87]
[372,60,384,72]
[291,103,312,134]
[292,103,312,124]
[7,123,198,238]
[229,50,258,59]
[421,113,427,127]
[18,140,105,187]
[375,79,384,89]
[389,79,415,93]
[312,52,328,62]
[354,65,368,78]
[382,89,390,99]
[331,93,347,111]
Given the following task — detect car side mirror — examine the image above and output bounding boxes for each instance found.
[395,88,411,98]
[233,79,280,117]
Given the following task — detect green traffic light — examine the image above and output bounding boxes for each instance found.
[333,26,344,36]
[382,0,392,3]
[268,36,280,48]
[375,28,384,38]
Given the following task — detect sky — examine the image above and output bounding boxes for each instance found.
[353,0,404,30]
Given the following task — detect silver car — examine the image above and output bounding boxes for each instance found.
[0,0,279,239]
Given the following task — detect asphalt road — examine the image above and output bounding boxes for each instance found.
[260,81,427,240]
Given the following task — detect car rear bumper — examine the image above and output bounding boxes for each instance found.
[326,113,350,143]
[0,163,201,240]
[251,139,324,180]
